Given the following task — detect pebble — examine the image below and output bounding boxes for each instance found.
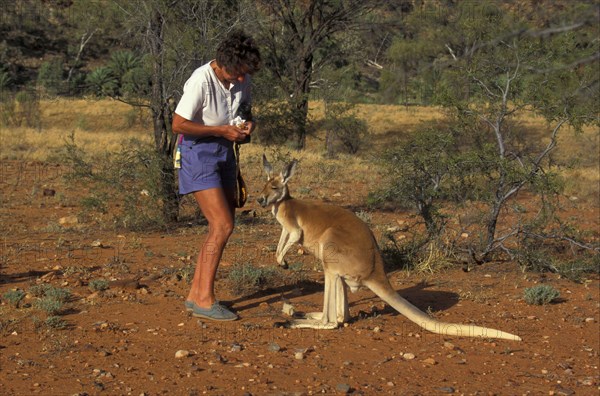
[294,352,304,360]
[335,383,351,394]
[437,387,455,394]
[373,326,381,333]
[268,342,281,352]
[403,353,416,360]
[282,302,295,316]
[584,317,595,323]
[422,358,437,365]
[443,341,456,350]
[175,350,190,359]
[230,343,242,352]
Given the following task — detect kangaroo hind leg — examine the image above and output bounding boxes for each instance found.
[289,272,350,330]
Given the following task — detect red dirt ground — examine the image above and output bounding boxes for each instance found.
[1,161,598,396]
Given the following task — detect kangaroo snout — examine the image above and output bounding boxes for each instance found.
[256,196,267,207]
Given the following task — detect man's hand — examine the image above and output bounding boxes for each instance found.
[220,125,250,142]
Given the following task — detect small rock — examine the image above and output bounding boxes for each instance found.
[436,387,455,394]
[294,351,304,360]
[268,342,281,352]
[282,302,295,316]
[422,358,437,365]
[230,343,242,352]
[443,341,456,350]
[373,326,381,333]
[387,226,401,233]
[460,233,469,238]
[387,381,394,387]
[403,353,416,360]
[175,350,190,359]
[584,317,595,323]
[335,383,351,394]
[91,240,103,248]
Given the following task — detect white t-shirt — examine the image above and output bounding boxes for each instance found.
[175,61,252,127]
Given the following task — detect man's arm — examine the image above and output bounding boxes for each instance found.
[172,113,249,143]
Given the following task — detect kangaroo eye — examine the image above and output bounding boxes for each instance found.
[271,186,278,190]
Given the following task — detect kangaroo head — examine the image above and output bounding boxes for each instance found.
[257,154,298,208]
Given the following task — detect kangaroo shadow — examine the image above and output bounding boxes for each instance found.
[350,280,460,316]
[232,278,459,320]
[231,279,323,312]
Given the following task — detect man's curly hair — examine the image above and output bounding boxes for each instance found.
[216,30,261,75]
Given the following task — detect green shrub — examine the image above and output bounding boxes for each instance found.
[323,101,369,156]
[45,316,68,329]
[523,285,560,305]
[227,263,282,296]
[37,59,64,95]
[88,279,109,292]
[28,284,70,315]
[34,297,63,315]
[2,289,25,308]
[62,134,166,230]
[44,286,71,303]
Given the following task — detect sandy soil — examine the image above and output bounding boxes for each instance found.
[1,161,598,396]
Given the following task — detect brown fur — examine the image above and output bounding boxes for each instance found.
[257,156,521,341]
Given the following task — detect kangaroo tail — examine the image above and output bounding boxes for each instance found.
[364,279,521,341]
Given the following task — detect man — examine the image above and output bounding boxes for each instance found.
[172,31,261,321]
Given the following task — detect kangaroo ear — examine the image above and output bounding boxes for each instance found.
[281,159,298,184]
[262,154,273,179]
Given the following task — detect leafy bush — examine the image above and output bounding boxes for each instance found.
[371,127,463,238]
[29,284,70,315]
[45,316,68,329]
[86,67,118,97]
[34,297,63,315]
[2,289,25,308]
[62,133,166,230]
[323,101,369,156]
[88,279,109,292]
[2,90,42,128]
[523,285,560,305]
[0,66,12,91]
[37,59,64,95]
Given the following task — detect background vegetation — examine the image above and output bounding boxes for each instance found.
[1,0,598,274]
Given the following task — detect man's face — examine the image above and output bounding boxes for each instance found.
[222,65,250,83]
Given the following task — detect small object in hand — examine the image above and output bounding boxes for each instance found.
[230,116,246,129]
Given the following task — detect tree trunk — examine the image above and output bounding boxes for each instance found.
[149,10,178,223]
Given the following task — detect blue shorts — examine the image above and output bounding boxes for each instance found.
[178,136,237,195]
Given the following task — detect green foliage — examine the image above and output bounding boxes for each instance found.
[227,263,283,296]
[87,50,151,98]
[88,279,109,292]
[323,101,369,156]
[45,316,68,329]
[253,98,307,146]
[372,127,468,237]
[34,298,63,315]
[0,90,42,128]
[2,290,25,308]
[523,285,560,305]
[0,66,12,91]
[37,59,65,96]
[61,133,166,230]
[86,67,118,97]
